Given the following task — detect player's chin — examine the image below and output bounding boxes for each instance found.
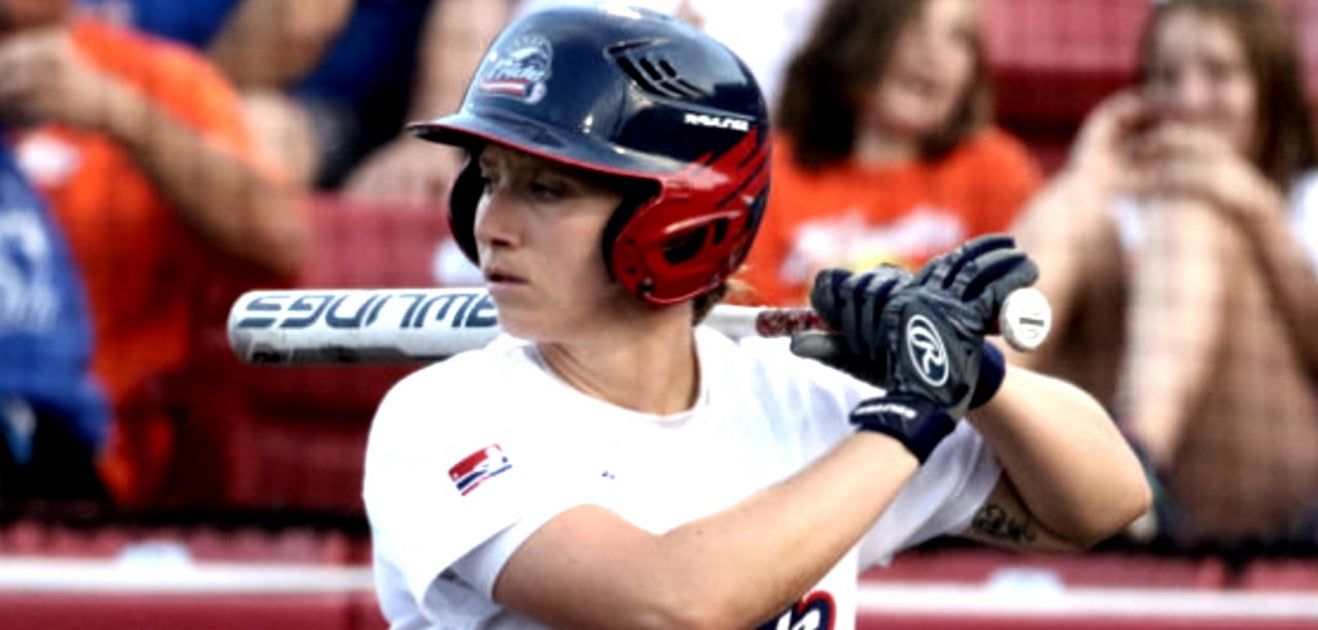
[487,297,551,341]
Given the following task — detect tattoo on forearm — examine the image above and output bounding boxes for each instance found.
[971,502,1038,544]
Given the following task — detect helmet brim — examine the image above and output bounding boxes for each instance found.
[407,109,685,182]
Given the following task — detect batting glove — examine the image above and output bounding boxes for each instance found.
[789,265,913,386]
[910,234,1040,341]
[790,264,1019,410]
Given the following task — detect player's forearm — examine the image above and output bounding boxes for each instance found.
[655,433,916,625]
[969,368,1150,548]
[96,79,309,276]
[498,432,917,630]
[207,0,353,88]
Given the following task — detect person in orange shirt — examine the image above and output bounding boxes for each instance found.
[0,0,310,507]
[740,0,1041,306]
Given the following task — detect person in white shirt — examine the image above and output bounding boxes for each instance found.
[364,4,1150,628]
[1011,0,1318,547]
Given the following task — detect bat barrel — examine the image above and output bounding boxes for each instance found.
[228,288,502,365]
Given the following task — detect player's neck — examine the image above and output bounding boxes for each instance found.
[536,312,699,416]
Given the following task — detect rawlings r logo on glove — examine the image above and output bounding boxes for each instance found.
[791,234,1040,462]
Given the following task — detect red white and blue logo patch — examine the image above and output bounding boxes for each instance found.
[478,34,552,104]
[448,444,512,496]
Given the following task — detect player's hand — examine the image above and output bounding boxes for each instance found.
[789,264,912,386]
[797,265,969,462]
[791,235,1033,410]
[910,234,1040,350]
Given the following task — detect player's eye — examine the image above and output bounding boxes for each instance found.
[528,179,567,202]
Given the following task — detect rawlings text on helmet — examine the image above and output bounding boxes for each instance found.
[683,113,751,132]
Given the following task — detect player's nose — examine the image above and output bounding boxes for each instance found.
[473,186,524,250]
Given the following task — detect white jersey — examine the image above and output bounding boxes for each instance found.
[363,326,1001,630]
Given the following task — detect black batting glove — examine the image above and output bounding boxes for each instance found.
[790,265,1016,410]
[848,393,957,463]
[911,234,1039,339]
[789,265,912,385]
[789,263,979,462]
[792,234,1040,462]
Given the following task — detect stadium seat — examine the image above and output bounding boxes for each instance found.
[173,196,453,514]
[863,547,1228,589]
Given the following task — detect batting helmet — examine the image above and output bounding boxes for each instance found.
[407,3,771,305]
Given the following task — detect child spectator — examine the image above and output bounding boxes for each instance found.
[1012,0,1318,548]
[740,0,1042,306]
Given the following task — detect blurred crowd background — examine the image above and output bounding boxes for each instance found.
[3,0,1318,627]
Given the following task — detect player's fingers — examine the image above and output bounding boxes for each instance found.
[840,271,878,357]
[920,234,1015,291]
[809,268,851,331]
[789,331,850,369]
[958,248,1038,301]
[942,234,1016,290]
[857,266,911,359]
[970,257,1040,327]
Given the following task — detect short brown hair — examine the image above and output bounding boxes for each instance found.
[776,0,992,170]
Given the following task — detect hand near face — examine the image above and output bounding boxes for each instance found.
[1068,90,1159,194]
[1127,119,1279,219]
[0,27,123,130]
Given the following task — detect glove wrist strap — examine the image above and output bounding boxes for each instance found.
[970,341,1006,410]
[850,393,956,463]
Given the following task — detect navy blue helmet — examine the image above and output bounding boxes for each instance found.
[408,3,771,304]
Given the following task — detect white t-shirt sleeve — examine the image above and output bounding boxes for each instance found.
[363,352,604,615]
[857,422,1002,568]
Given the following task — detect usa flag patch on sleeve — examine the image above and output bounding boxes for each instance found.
[449,444,512,496]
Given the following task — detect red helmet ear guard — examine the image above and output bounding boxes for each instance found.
[609,129,770,304]
[409,4,771,305]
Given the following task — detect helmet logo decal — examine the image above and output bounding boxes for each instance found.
[479,35,553,104]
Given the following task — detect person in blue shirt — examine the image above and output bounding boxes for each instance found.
[0,138,108,510]
[80,0,455,190]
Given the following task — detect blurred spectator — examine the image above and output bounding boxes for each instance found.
[83,0,507,205]
[0,0,309,507]
[1011,0,1318,548]
[512,0,823,109]
[340,0,510,207]
[739,0,1042,306]
[0,136,108,511]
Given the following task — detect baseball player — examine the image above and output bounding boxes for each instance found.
[362,4,1151,629]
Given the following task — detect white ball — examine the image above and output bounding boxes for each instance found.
[999,287,1052,352]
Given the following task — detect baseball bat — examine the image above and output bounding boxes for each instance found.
[227,287,1051,365]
